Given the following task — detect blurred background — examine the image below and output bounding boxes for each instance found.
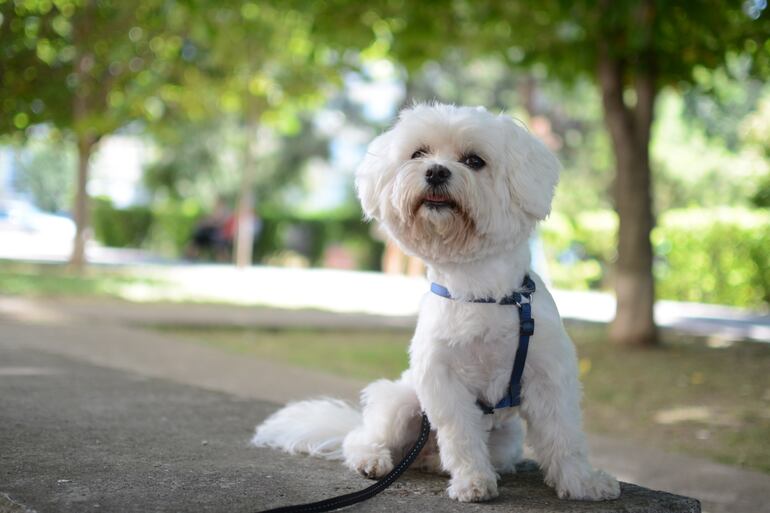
[1,1,769,510]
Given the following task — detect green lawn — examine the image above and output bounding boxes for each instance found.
[157,326,411,381]
[0,262,160,297]
[163,323,770,474]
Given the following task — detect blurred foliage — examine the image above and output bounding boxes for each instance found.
[142,120,239,205]
[90,196,197,255]
[163,1,339,125]
[91,196,153,248]
[652,90,769,212]
[255,209,384,270]
[542,208,770,307]
[89,195,384,269]
[2,0,770,309]
[144,199,202,258]
[655,209,770,306]
[9,127,75,212]
[0,0,177,139]
[315,1,770,92]
[0,0,337,136]
[143,114,330,209]
[740,92,770,207]
[541,211,617,290]
[682,60,767,150]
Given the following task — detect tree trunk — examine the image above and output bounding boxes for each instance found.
[69,134,95,270]
[598,45,658,347]
[68,1,95,272]
[234,123,258,268]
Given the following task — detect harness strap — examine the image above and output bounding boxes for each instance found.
[260,275,536,512]
[431,275,536,414]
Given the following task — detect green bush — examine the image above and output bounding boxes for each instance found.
[145,199,203,257]
[91,197,154,248]
[541,207,770,308]
[255,209,383,270]
[136,200,383,269]
[540,210,616,290]
[654,208,770,307]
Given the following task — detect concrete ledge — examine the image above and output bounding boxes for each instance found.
[256,456,701,513]
[0,343,700,513]
[0,494,35,513]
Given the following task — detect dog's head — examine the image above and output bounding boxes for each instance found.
[355,103,560,264]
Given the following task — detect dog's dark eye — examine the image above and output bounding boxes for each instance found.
[411,147,428,159]
[462,153,485,170]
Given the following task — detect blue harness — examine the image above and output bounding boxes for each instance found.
[430,275,536,414]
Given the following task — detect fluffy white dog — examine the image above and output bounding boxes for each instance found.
[253,103,621,503]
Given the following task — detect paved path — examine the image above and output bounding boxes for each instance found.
[105,264,770,343]
[0,345,697,513]
[1,296,768,513]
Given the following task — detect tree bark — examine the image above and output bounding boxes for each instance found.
[70,134,95,270]
[234,123,258,268]
[598,44,658,347]
[69,7,96,271]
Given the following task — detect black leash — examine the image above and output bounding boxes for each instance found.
[258,412,431,513]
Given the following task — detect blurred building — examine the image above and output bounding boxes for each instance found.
[89,135,151,208]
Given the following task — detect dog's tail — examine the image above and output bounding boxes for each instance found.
[251,398,361,460]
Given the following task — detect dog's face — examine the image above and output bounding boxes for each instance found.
[355,103,561,264]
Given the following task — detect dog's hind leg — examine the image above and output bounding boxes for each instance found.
[342,375,421,479]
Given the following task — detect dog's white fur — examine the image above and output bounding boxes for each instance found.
[253,103,621,502]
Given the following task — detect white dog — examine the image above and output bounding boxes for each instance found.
[253,103,621,503]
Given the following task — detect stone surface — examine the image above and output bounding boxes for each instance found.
[0,494,34,513]
[0,345,700,513]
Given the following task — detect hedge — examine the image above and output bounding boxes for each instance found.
[91,197,154,249]
[145,199,203,257]
[92,197,768,307]
[654,208,770,307]
[91,198,383,269]
[541,208,770,308]
[254,210,384,270]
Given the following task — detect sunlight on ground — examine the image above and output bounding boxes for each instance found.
[122,265,428,316]
[2,262,769,342]
[654,406,712,425]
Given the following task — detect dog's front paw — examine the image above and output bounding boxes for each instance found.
[345,448,393,480]
[447,472,499,502]
[555,468,620,501]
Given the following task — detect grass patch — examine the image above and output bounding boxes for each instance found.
[0,262,159,297]
[162,322,770,474]
[160,326,411,382]
[569,323,770,474]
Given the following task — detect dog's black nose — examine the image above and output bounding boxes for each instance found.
[425,165,451,186]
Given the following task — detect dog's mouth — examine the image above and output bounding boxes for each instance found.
[420,192,458,211]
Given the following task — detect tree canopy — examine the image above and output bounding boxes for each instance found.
[1,0,768,332]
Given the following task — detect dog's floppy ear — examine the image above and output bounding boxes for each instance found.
[501,117,561,220]
[355,131,393,221]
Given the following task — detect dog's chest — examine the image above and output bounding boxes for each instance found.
[415,298,521,394]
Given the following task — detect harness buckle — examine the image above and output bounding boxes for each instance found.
[520,318,535,336]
